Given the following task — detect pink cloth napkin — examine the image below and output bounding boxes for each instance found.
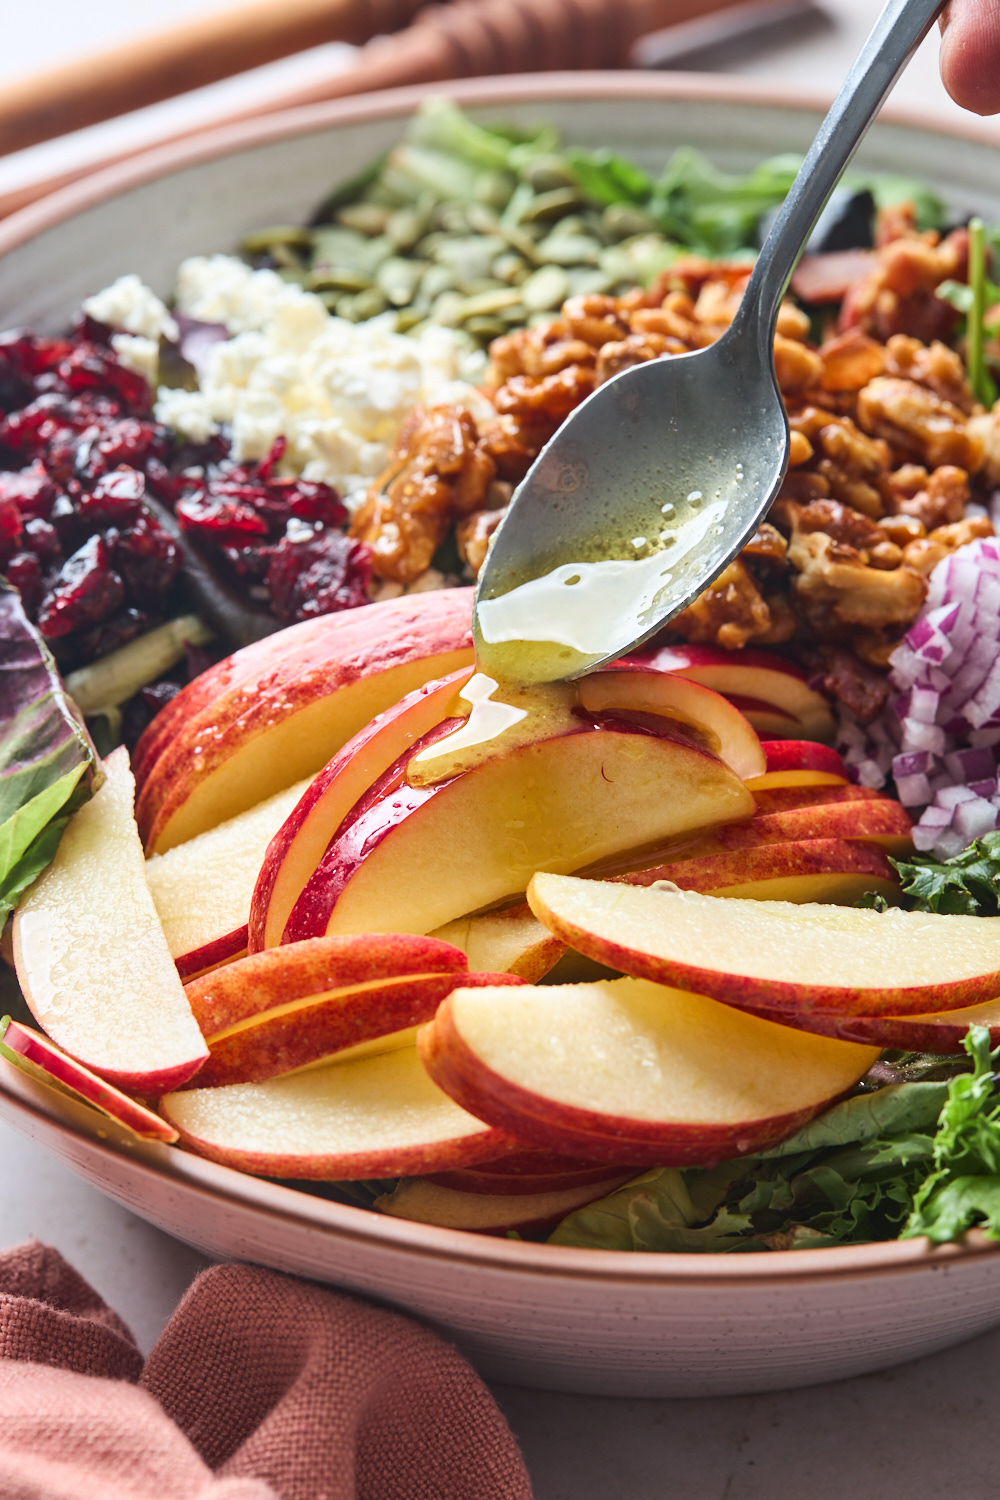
[0,1241,533,1500]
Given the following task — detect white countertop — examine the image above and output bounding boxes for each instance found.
[4,5,1000,1494]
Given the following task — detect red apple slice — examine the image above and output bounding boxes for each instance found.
[751,782,884,816]
[618,837,900,905]
[136,588,475,854]
[688,797,913,855]
[0,1018,178,1142]
[430,904,567,982]
[614,642,836,740]
[577,670,766,779]
[374,1174,636,1234]
[762,740,847,777]
[13,748,208,1094]
[527,873,1000,1019]
[747,994,1000,1053]
[428,1148,640,1195]
[745,768,847,792]
[285,721,755,941]
[147,777,311,980]
[159,1045,517,1179]
[418,978,878,1164]
[249,667,474,952]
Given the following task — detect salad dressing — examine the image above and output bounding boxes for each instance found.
[406,485,727,787]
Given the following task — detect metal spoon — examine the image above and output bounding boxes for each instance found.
[474,0,945,685]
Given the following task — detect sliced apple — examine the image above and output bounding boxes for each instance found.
[0,1017,178,1142]
[285,720,755,941]
[12,748,208,1094]
[527,873,1000,1019]
[744,768,847,792]
[374,1174,635,1234]
[160,1045,516,1179]
[751,782,884,816]
[618,837,900,905]
[419,978,877,1164]
[615,642,836,740]
[577,670,766,779]
[684,797,913,856]
[249,667,474,951]
[748,994,1000,1052]
[430,904,566,982]
[761,740,847,777]
[147,777,311,979]
[428,1147,640,1195]
[136,588,475,854]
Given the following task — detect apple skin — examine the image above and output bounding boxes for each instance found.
[744,995,1000,1053]
[192,969,523,1089]
[690,797,912,854]
[184,932,468,1037]
[762,741,847,777]
[136,589,475,854]
[428,1148,643,1195]
[613,642,835,741]
[618,837,901,904]
[527,872,1000,1020]
[249,667,474,952]
[0,1019,178,1142]
[374,1174,636,1235]
[751,782,884,816]
[418,997,860,1167]
[283,715,755,942]
[175,926,248,983]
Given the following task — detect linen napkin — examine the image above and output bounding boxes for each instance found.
[0,1240,533,1500]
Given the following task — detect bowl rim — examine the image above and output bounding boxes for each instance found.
[4,69,1000,1286]
[3,68,1000,259]
[2,1059,997,1285]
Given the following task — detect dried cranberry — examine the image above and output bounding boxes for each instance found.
[113,515,179,601]
[0,498,22,564]
[0,461,60,520]
[77,466,145,527]
[74,606,148,660]
[283,478,346,530]
[37,534,125,637]
[23,516,62,564]
[256,436,287,481]
[71,311,113,347]
[55,344,151,413]
[143,455,184,506]
[142,679,182,712]
[221,542,272,582]
[176,490,269,543]
[267,530,371,625]
[75,417,168,481]
[4,551,43,615]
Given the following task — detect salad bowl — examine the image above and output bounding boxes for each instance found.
[4,72,1000,1397]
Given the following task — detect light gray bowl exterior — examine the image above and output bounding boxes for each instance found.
[3,73,1000,1395]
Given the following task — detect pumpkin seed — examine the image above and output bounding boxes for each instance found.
[520,263,571,312]
[523,155,580,193]
[376,257,427,306]
[463,315,508,339]
[307,267,374,293]
[240,225,313,254]
[454,287,524,320]
[335,203,392,236]
[520,187,585,223]
[535,232,602,266]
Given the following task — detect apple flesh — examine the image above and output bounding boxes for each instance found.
[159,1045,517,1179]
[147,778,311,980]
[418,978,878,1164]
[249,667,474,952]
[745,768,847,792]
[680,796,913,857]
[619,837,900,905]
[576,670,766,780]
[285,720,755,940]
[430,904,566,982]
[12,747,208,1095]
[136,589,475,854]
[527,872,1000,1019]
[613,643,836,741]
[374,1174,636,1235]
[428,1148,641,1195]
[0,1018,178,1142]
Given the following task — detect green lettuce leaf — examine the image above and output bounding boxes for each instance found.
[890,830,1000,916]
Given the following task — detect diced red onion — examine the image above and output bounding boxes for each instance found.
[895,772,931,806]
[944,746,997,782]
[892,750,932,778]
[953,797,998,841]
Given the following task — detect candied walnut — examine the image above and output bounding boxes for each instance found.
[776,469,831,504]
[456,506,505,576]
[901,514,995,576]
[840,228,966,344]
[774,334,823,396]
[692,277,749,331]
[789,526,927,631]
[595,332,676,384]
[629,295,710,348]
[776,303,811,341]
[855,376,983,469]
[351,405,493,584]
[788,430,814,467]
[741,522,787,569]
[813,645,891,722]
[493,366,596,423]
[818,329,886,392]
[477,414,551,483]
[967,409,1000,485]
[755,591,797,645]
[526,337,598,379]
[487,331,532,384]
[883,335,976,413]
[561,295,628,347]
[883,463,969,530]
[670,559,775,651]
[879,512,925,546]
[789,498,889,557]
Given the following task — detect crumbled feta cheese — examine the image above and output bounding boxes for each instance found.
[83,274,178,342]
[155,255,490,508]
[110,333,159,385]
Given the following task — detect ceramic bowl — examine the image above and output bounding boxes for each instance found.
[3,73,1000,1398]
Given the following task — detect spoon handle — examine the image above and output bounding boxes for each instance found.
[742,0,945,337]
